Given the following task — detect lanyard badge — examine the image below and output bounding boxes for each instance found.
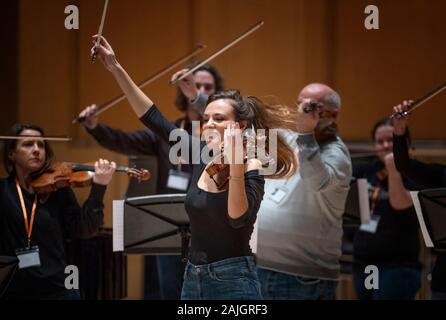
[359,184,382,234]
[15,180,41,269]
[167,169,190,191]
[167,120,191,191]
[15,246,41,269]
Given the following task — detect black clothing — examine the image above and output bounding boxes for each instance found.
[393,132,446,293]
[0,177,106,299]
[393,133,446,189]
[87,119,193,194]
[86,117,195,300]
[352,159,420,268]
[140,105,265,265]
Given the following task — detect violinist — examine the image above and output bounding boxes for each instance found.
[256,83,352,300]
[351,117,421,300]
[78,62,224,300]
[392,101,446,300]
[79,61,223,194]
[92,35,296,299]
[0,124,116,300]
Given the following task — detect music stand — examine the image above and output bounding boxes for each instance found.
[122,194,190,261]
[0,256,19,298]
[418,188,446,250]
[343,178,370,225]
[341,179,371,274]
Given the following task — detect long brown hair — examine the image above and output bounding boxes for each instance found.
[2,123,54,178]
[207,90,297,178]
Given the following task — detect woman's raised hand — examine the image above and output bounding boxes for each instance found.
[91,35,120,72]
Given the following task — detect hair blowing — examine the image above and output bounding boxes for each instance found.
[207,90,297,178]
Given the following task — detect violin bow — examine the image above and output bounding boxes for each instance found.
[73,44,207,124]
[170,21,265,85]
[390,81,446,119]
[92,0,110,63]
[0,135,72,142]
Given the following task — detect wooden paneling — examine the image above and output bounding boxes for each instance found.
[192,0,332,105]
[17,0,446,141]
[0,0,19,134]
[333,0,446,140]
[10,0,446,300]
[76,0,194,138]
[18,0,78,135]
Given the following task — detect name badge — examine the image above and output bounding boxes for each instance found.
[359,215,381,234]
[15,246,41,269]
[269,186,288,204]
[167,169,190,191]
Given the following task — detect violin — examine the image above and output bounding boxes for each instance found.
[206,135,251,191]
[30,162,150,195]
[206,101,338,190]
[301,100,338,145]
[206,155,232,190]
[302,101,338,119]
[303,101,323,113]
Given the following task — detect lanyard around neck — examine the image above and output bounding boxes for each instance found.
[15,179,37,248]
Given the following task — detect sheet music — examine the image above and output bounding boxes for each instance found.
[358,178,371,225]
[410,192,434,247]
[113,200,125,252]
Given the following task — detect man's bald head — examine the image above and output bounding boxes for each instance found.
[298,83,341,111]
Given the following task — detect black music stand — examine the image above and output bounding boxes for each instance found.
[123,194,190,261]
[343,179,370,225]
[344,180,361,224]
[0,256,19,298]
[342,179,371,273]
[418,188,446,250]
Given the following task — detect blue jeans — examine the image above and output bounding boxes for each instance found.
[181,256,263,300]
[353,265,421,300]
[257,268,337,300]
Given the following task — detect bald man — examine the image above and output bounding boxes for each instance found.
[256,83,352,300]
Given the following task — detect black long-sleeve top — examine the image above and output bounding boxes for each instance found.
[393,132,446,293]
[140,105,265,264]
[394,133,446,189]
[87,119,193,194]
[352,159,420,268]
[85,93,209,195]
[0,177,106,299]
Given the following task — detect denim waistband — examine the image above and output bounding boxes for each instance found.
[186,256,256,273]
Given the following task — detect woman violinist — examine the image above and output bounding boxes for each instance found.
[92,35,296,299]
[0,124,116,300]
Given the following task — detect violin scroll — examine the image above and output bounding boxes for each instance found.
[125,167,151,182]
